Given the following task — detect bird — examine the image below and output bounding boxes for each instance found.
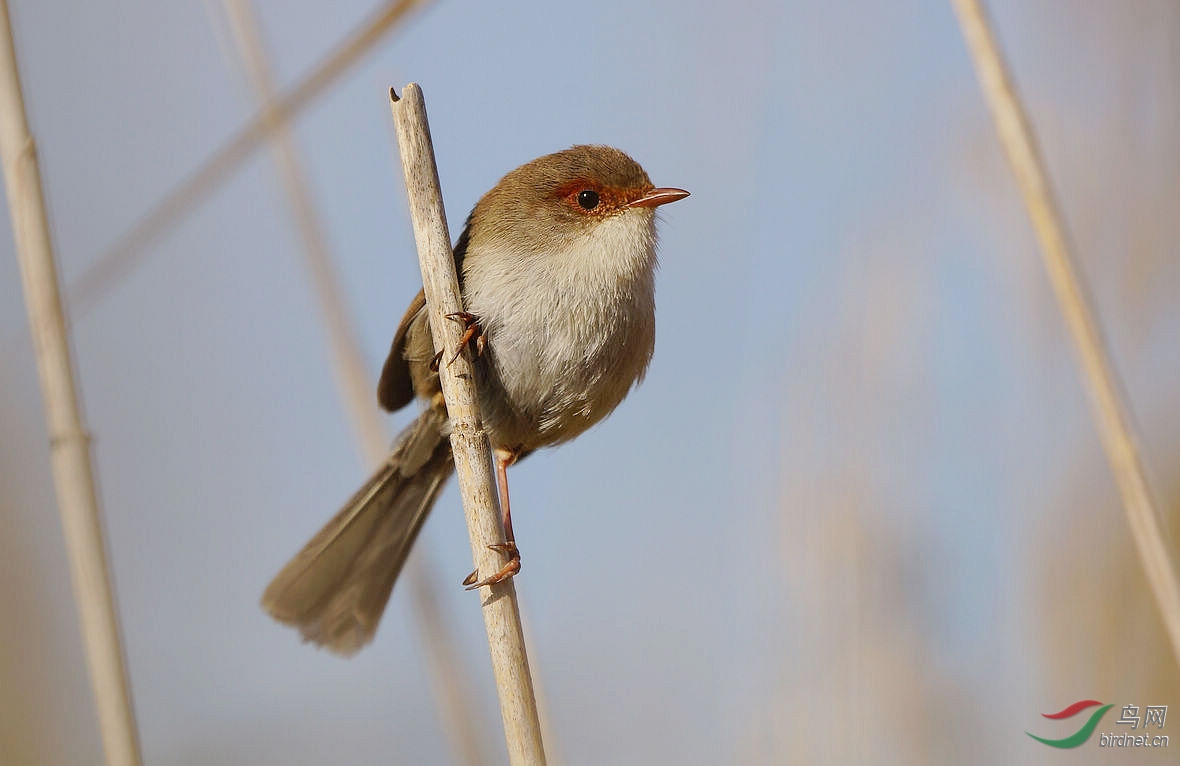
[262,145,688,655]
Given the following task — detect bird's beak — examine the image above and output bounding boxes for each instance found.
[627,187,690,208]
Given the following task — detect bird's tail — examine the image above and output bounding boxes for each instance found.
[262,407,453,655]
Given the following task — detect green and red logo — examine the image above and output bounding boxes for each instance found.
[1029,700,1169,749]
[1027,700,1113,748]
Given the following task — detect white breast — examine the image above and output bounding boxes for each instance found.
[461,209,659,449]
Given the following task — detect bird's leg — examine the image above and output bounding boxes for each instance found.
[463,447,522,590]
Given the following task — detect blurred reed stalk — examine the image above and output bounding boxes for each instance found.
[391,83,547,766]
[69,0,432,319]
[216,2,490,763]
[0,1,143,764]
[952,0,1180,662]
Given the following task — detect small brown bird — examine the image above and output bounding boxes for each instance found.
[262,145,688,654]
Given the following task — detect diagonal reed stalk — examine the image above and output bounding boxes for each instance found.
[951,0,1180,664]
[0,1,143,763]
[216,3,491,763]
[68,0,432,319]
[391,83,547,766]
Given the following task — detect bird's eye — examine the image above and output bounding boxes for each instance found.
[576,190,600,210]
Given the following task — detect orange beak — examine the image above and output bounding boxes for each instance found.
[627,187,691,208]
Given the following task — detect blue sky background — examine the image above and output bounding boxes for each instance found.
[2,1,1178,764]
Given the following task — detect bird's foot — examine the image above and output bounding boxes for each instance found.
[462,542,521,590]
[427,312,486,371]
[445,311,486,366]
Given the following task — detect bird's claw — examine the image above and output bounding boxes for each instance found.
[444,312,486,366]
[462,542,521,590]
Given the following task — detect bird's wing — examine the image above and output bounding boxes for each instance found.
[377,288,425,411]
[376,217,473,412]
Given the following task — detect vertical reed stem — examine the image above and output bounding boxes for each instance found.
[218,3,489,760]
[390,83,547,765]
[0,1,143,763]
[952,0,1180,663]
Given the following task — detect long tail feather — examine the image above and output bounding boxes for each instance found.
[262,408,453,655]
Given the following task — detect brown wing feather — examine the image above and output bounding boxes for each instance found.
[377,289,426,412]
[377,218,473,412]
